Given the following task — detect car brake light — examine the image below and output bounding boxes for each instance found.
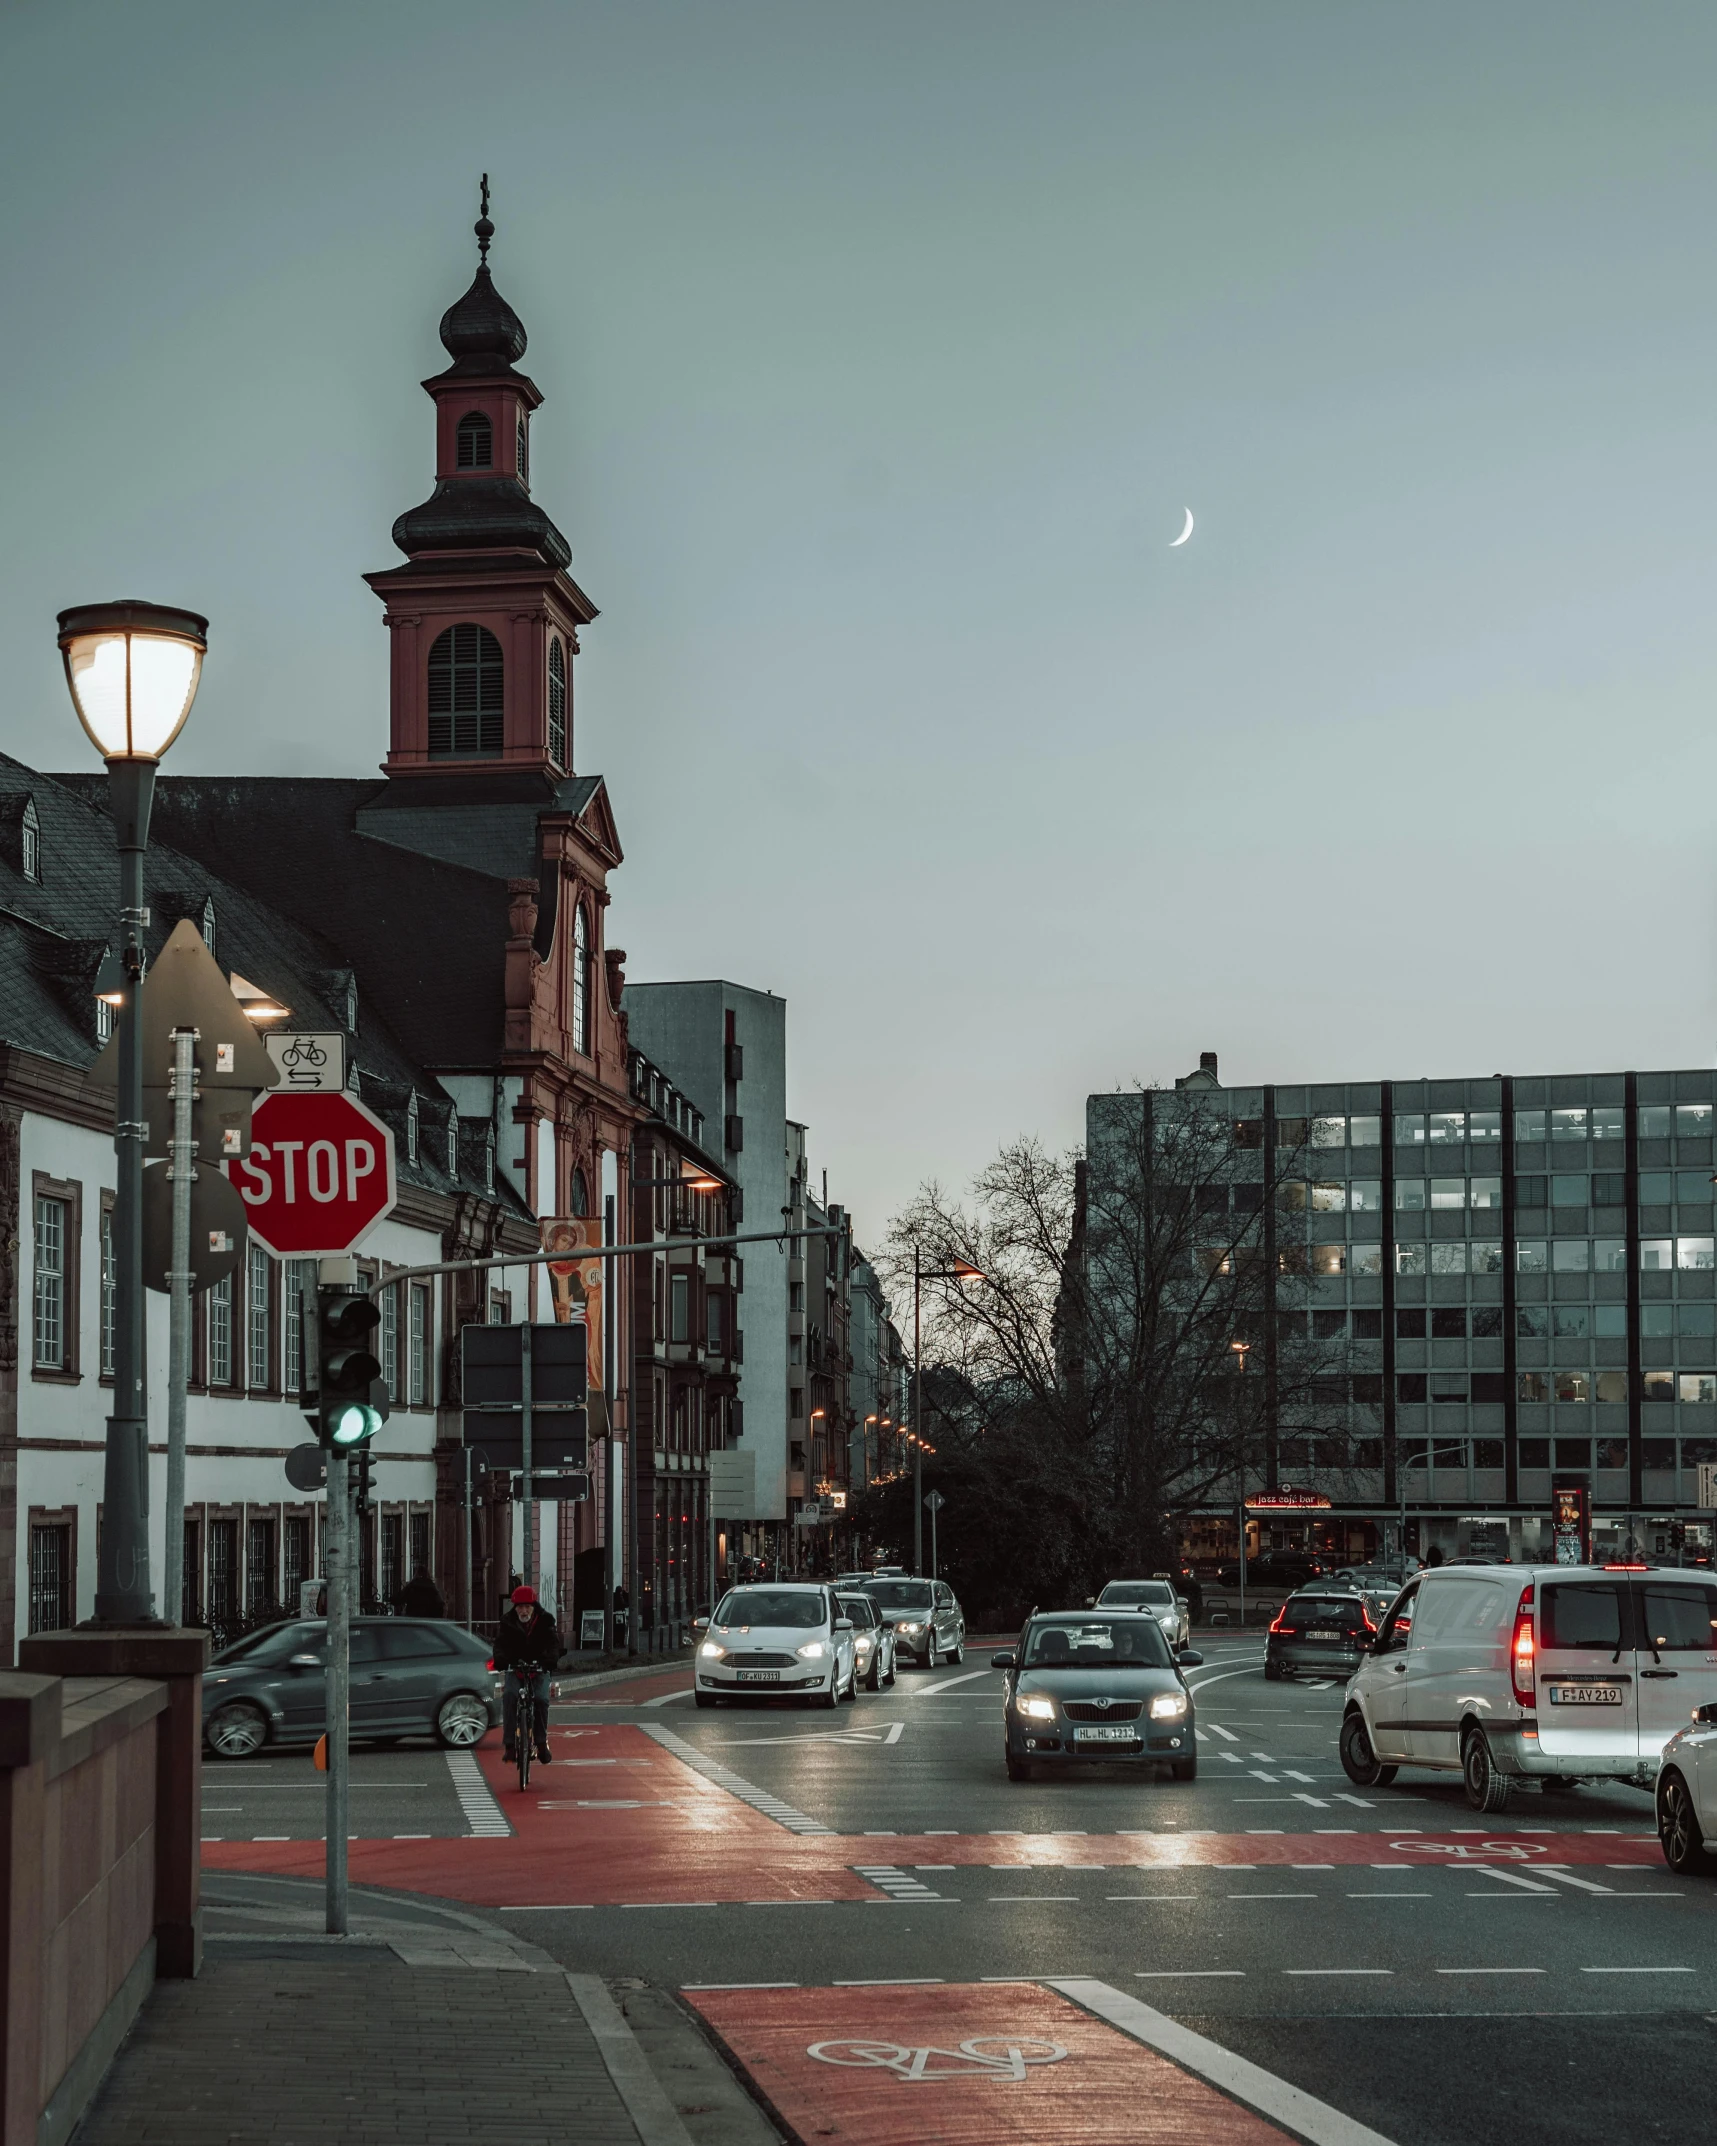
[1269,1611,1295,1635]
[486,1658,496,1671]
[1511,1585,1535,1708]
[1603,1562,1649,1571]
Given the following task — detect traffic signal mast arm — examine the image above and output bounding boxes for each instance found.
[360,1222,848,1299]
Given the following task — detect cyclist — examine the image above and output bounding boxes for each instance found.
[495,1584,560,1766]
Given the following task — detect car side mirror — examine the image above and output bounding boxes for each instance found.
[880,1618,895,1631]
[288,1653,320,1670]
[693,1616,709,1632]
[834,1619,853,1632]
[1177,1649,1204,1668]
[991,1651,1016,1669]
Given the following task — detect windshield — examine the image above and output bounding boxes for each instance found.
[715,1588,828,1630]
[1023,1619,1173,1669]
[1100,1582,1176,1606]
[865,1580,935,1610]
[837,1596,877,1628]
[213,1620,315,1666]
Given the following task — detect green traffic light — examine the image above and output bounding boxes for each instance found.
[329,1403,382,1447]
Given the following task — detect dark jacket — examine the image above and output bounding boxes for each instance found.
[397,1572,446,1619]
[493,1605,561,1672]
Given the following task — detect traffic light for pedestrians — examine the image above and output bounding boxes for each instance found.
[316,1284,385,1449]
[353,1445,375,1516]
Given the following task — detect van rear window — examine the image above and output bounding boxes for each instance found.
[1541,1582,1629,1651]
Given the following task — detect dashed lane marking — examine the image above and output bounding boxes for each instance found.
[445,1750,511,1838]
[854,1864,953,1902]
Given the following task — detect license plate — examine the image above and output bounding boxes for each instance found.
[1547,1683,1623,1705]
[1308,1630,1342,1641]
[736,1671,781,1684]
[1073,1724,1135,1743]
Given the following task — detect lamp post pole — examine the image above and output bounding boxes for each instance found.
[913,1246,922,1577]
[59,600,207,1628]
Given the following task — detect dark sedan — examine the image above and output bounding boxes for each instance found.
[1264,1589,1377,1681]
[201,1617,505,1759]
[992,1612,1203,1783]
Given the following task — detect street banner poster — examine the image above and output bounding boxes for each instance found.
[542,1216,609,1437]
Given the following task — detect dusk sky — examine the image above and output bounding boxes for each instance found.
[5,2,1717,1249]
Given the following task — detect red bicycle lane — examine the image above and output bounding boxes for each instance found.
[201,1725,1662,1906]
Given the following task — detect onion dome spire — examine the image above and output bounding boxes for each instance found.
[437,174,527,373]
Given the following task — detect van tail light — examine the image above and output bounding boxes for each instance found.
[1511,1586,1535,1709]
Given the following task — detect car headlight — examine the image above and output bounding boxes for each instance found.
[699,1641,727,1660]
[796,1641,827,1660]
[1017,1694,1056,1721]
[1150,1692,1189,1720]
[899,1621,923,1632]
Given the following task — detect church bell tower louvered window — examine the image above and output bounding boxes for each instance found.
[547,638,567,767]
[455,411,493,468]
[426,623,505,756]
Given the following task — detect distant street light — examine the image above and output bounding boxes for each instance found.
[58,598,208,1625]
[912,1249,989,1576]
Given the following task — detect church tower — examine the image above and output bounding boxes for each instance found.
[366,180,597,780]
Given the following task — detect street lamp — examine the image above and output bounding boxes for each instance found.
[912,1249,988,1576]
[58,598,208,1625]
[1230,1339,1252,1631]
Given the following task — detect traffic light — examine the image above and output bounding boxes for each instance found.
[316,1284,385,1449]
[353,1446,375,1516]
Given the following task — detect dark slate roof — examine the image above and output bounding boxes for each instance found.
[0,754,526,1215]
[437,263,528,374]
[390,474,572,569]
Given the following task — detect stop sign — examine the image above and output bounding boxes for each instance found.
[227,1089,397,1256]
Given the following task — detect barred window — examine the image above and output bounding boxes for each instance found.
[426,623,504,756]
[284,1260,307,1394]
[207,1519,236,1622]
[380,1279,399,1394]
[455,409,493,468]
[247,1244,272,1389]
[208,1273,234,1386]
[33,1195,68,1369]
[547,637,566,766]
[246,1517,275,1611]
[283,1516,311,1603]
[409,1283,431,1406]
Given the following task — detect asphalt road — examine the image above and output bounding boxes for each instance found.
[202,1638,1717,2142]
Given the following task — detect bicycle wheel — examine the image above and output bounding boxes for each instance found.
[517,1729,531,1792]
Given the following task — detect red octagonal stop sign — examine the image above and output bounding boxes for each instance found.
[227,1089,397,1256]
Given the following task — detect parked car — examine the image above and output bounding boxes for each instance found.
[992,1613,1204,1782]
[1265,1589,1377,1681]
[859,1577,966,1666]
[1655,1701,1717,1874]
[1217,1551,1327,1590]
[1095,1578,1191,1649]
[693,1583,858,1706]
[1341,1563,1717,1812]
[837,1590,897,1690]
[202,1617,503,1759]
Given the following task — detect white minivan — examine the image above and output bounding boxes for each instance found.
[1340,1563,1717,1812]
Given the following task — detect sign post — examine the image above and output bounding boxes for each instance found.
[923,1488,945,1581]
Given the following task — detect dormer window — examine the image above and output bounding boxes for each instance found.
[516,412,529,485]
[455,410,493,469]
[96,996,114,1043]
[447,1115,459,1176]
[404,1091,419,1165]
[21,799,40,883]
[427,624,504,756]
[547,638,567,767]
[201,897,217,953]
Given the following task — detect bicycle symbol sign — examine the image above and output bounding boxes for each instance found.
[807,2037,1068,2084]
[1390,1839,1547,1860]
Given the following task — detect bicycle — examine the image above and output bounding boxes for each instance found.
[513,1664,548,1791]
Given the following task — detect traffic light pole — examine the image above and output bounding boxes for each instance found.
[520,1320,534,1589]
[324,1441,350,1935]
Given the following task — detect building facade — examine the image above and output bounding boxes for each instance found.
[1087,1062,1717,1568]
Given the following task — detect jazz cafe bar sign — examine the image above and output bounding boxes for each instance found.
[1245,1488,1334,1510]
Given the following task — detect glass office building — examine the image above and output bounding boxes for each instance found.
[1085,1067,1717,1565]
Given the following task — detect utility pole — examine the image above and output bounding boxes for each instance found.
[913,1245,922,1577]
[324,1443,350,1934]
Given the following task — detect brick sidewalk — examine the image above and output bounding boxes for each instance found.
[74,1951,646,2146]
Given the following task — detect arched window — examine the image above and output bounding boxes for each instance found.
[455,410,493,469]
[547,638,567,767]
[426,623,505,756]
[516,411,529,485]
[21,798,40,883]
[572,903,590,1056]
[570,1166,589,1217]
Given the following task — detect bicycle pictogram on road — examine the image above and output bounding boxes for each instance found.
[1389,1838,1547,1859]
[807,2037,1069,2083]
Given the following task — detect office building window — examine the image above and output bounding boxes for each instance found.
[208,1274,234,1385]
[1517,1306,1548,1337]
[1310,1116,1346,1148]
[1553,1305,1588,1338]
[1469,1177,1503,1208]
[1551,1241,1590,1273]
[1474,1439,1505,1467]
[1554,1371,1590,1403]
[1596,1371,1628,1403]
[1641,1239,1674,1272]
[1551,1109,1588,1141]
[1644,1370,1675,1402]
[1469,1110,1502,1142]
[1429,1242,1467,1274]
[1680,1373,1717,1405]
[1551,1174,1588,1207]
[1519,1437,1551,1467]
[1516,1239,1550,1273]
[1591,1108,1624,1141]
[1594,1240,1627,1272]
[1309,1182,1346,1212]
[1430,1179,1466,1209]
[33,1193,70,1370]
[1518,1372,1549,1402]
[1348,1180,1383,1211]
[248,1245,272,1389]
[1677,1104,1714,1137]
[1395,1244,1426,1276]
[1349,1115,1381,1145]
[1678,1237,1715,1271]
[1642,1439,1676,1469]
[1350,1243,1385,1276]
[1515,1111,1547,1140]
[100,1205,115,1378]
[28,1523,72,1632]
[1395,1180,1427,1211]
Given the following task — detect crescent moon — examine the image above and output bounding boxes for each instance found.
[1169,507,1194,548]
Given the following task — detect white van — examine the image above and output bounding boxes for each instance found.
[1340,1563,1717,1812]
